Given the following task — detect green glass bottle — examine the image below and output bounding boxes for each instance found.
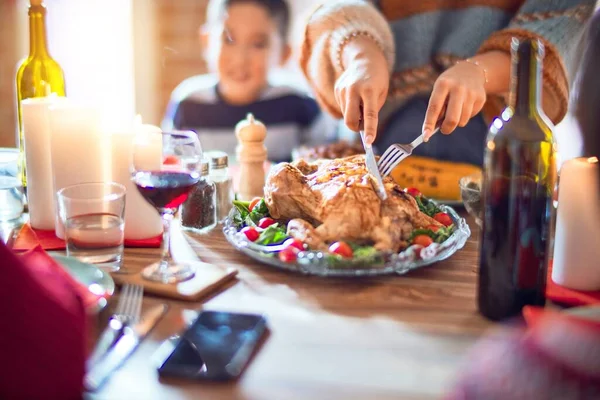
[16,0,66,187]
[477,38,557,321]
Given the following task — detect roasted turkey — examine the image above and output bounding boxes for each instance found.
[264,155,442,252]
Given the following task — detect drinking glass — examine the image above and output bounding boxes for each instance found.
[0,148,25,221]
[57,182,126,271]
[459,174,483,228]
[131,130,202,283]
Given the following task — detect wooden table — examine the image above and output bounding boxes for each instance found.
[90,217,494,400]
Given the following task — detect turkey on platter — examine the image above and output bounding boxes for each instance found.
[264,155,442,252]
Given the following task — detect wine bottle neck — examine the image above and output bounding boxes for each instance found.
[28,5,49,57]
[512,43,542,118]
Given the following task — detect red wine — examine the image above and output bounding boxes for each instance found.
[478,39,557,321]
[133,171,199,210]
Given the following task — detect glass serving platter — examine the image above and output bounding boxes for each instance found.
[222,203,471,277]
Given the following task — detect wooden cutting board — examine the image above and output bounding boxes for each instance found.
[111,218,238,301]
[110,262,238,302]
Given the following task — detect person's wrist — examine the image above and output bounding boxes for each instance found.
[470,51,511,94]
[456,58,489,88]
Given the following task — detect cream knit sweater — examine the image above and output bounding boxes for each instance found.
[300,0,595,128]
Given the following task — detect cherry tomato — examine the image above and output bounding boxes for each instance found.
[279,246,299,263]
[412,234,434,247]
[406,187,422,197]
[433,212,453,227]
[249,197,261,212]
[427,224,440,233]
[283,238,305,251]
[329,241,353,258]
[163,155,179,165]
[258,217,276,229]
[241,226,260,242]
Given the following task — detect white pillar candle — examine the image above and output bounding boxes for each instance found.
[21,95,68,230]
[49,103,109,239]
[109,123,162,240]
[552,157,600,290]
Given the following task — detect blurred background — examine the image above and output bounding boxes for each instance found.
[0,0,586,162]
[0,0,322,148]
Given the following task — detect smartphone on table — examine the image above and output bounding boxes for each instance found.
[156,311,268,381]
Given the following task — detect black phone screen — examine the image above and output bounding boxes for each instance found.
[157,311,267,381]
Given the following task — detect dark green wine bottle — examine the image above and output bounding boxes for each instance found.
[478,38,557,321]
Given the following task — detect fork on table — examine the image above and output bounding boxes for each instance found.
[87,284,143,369]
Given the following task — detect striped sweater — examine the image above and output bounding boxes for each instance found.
[300,0,596,129]
[162,74,338,162]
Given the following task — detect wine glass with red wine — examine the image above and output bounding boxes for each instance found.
[131,130,202,283]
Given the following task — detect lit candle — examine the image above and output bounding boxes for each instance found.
[49,103,109,239]
[552,156,600,290]
[21,95,68,230]
[108,117,162,240]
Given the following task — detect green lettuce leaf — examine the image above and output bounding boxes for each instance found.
[256,223,289,245]
[247,198,270,224]
[409,225,454,244]
[415,196,441,217]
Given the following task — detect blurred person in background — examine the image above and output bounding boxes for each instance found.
[163,0,337,162]
[300,0,595,167]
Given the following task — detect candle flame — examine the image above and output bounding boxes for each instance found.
[588,156,598,164]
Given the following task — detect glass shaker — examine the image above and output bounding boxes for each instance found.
[209,152,234,222]
[180,160,217,233]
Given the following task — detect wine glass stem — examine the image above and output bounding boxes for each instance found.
[159,211,175,268]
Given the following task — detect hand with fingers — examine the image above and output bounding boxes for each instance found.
[422,60,488,141]
[334,37,391,145]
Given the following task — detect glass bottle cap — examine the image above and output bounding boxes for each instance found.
[210,152,229,169]
[200,161,210,176]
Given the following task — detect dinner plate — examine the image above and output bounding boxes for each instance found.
[223,202,471,277]
[51,254,115,312]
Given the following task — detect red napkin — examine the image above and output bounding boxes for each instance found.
[546,261,600,307]
[524,305,600,330]
[0,242,87,399]
[12,223,161,252]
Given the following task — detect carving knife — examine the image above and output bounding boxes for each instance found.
[360,129,387,201]
[85,303,168,392]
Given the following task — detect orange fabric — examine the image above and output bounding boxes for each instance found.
[379,0,523,21]
[12,223,161,252]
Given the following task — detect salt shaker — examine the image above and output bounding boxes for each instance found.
[180,161,217,233]
[235,113,267,201]
[209,152,234,222]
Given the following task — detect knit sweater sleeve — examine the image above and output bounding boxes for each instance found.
[478,0,596,124]
[299,0,395,119]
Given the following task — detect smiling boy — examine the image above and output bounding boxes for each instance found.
[163,0,336,162]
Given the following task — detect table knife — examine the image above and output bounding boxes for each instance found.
[360,130,387,201]
[85,303,168,392]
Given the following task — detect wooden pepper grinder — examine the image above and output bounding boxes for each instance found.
[235,113,267,201]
